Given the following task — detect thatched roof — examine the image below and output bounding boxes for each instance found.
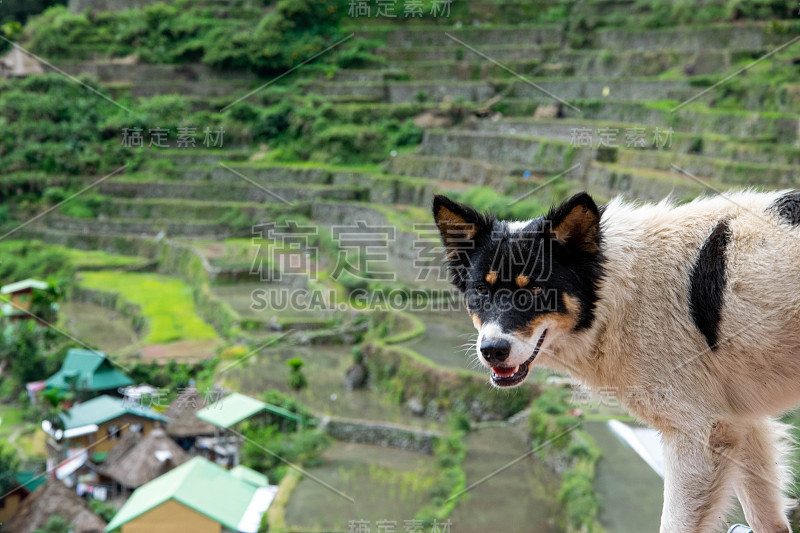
[164,388,216,437]
[100,428,189,489]
[2,478,106,533]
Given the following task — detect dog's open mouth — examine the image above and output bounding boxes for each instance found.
[490,330,547,387]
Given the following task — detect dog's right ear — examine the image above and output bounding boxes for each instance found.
[432,195,494,291]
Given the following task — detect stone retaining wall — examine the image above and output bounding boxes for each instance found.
[320,416,441,454]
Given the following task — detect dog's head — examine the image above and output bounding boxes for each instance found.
[432,192,604,387]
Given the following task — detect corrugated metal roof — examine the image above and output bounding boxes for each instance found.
[195,392,302,429]
[105,457,268,532]
[45,349,132,392]
[60,395,167,430]
[195,393,267,429]
[230,465,269,488]
[0,278,49,294]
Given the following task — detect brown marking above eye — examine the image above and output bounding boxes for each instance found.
[515,274,530,288]
[485,271,498,285]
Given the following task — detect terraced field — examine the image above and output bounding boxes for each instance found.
[5,0,800,529]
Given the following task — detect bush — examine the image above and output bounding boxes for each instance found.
[42,186,66,204]
[0,441,20,494]
[0,240,74,284]
[88,499,117,522]
[457,186,548,221]
[241,423,330,482]
[313,124,388,164]
[415,427,468,524]
[0,75,133,175]
[33,516,70,533]
[286,357,308,390]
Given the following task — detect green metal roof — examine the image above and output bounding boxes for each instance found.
[195,393,267,429]
[13,470,46,494]
[1,278,49,294]
[105,457,263,532]
[60,395,167,430]
[263,402,302,423]
[45,348,132,392]
[230,465,269,488]
[195,393,302,429]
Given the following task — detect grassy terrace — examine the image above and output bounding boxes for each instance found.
[78,271,218,344]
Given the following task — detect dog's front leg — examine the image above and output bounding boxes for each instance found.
[660,424,737,533]
[732,418,792,533]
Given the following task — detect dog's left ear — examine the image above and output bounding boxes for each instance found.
[432,194,494,290]
[545,192,601,254]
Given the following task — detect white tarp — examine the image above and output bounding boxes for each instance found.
[608,419,665,478]
[237,485,279,533]
[54,449,89,480]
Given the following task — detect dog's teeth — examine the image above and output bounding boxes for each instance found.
[513,366,519,373]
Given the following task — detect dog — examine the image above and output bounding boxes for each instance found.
[432,190,800,533]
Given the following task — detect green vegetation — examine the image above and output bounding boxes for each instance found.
[241,391,327,483]
[0,321,61,399]
[24,1,350,73]
[286,357,308,390]
[0,76,133,176]
[128,358,218,403]
[0,241,74,286]
[0,0,63,25]
[88,500,118,523]
[364,341,533,420]
[0,440,21,493]
[33,516,70,533]
[529,388,605,533]
[456,182,571,220]
[416,416,469,523]
[78,271,218,343]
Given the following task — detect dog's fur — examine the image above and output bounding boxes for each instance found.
[433,190,800,533]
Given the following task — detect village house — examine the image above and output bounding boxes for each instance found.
[99,427,190,497]
[2,478,106,533]
[44,348,133,397]
[0,278,51,320]
[0,471,45,525]
[105,456,278,533]
[194,392,301,467]
[44,394,167,481]
[163,388,216,451]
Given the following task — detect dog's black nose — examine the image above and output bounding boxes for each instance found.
[480,339,511,364]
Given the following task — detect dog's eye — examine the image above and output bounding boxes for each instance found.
[530,286,544,296]
[476,284,489,295]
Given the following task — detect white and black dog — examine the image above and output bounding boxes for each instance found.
[433,190,800,533]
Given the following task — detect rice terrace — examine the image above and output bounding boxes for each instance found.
[0,1,798,532]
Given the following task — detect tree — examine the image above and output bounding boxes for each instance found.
[29,283,61,324]
[0,320,58,394]
[30,388,70,430]
[0,440,20,494]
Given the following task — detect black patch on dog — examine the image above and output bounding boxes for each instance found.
[769,191,800,225]
[688,219,731,350]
